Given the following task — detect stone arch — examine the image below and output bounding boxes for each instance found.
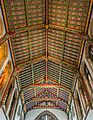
[34,110,58,120]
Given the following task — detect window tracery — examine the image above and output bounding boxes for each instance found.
[35,111,58,120]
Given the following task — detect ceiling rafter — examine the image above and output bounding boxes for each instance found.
[24,0,35,85]
[1,28,93,47]
[48,77,60,84]
[59,0,69,86]
[45,0,49,83]
[0,24,93,52]
[61,0,69,60]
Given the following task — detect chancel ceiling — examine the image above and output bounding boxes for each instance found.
[1,0,92,114]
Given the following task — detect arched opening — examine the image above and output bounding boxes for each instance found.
[34,110,58,120]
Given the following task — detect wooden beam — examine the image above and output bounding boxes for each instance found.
[25,97,69,106]
[32,106,67,112]
[0,24,45,45]
[49,24,83,33]
[15,55,78,77]
[0,23,93,47]
[33,106,60,109]
[22,83,71,92]
[45,0,49,83]
[77,39,85,68]
[49,24,93,47]
[48,77,59,84]
[85,0,93,33]
[30,97,61,101]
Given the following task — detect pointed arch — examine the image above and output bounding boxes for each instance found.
[34,110,58,120]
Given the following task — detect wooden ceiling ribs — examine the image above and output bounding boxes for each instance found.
[45,0,49,83]
[1,25,93,47]
[1,0,92,113]
[1,26,93,48]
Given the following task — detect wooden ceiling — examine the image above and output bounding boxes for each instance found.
[1,0,92,114]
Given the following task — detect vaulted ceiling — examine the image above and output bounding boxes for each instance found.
[1,0,92,114]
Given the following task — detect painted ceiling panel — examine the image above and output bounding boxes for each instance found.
[2,0,91,113]
[47,88,57,96]
[67,0,89,31]
[5,0,27,30]
[63,32,83,66]
[19,64,32,89]
[48,60,60,83]
[33,60,46,83]
[59,88,69,102]
[36,88,46,97]
[30,29,46,59]
[61,64,75,90]
[49,0,67,27]
[25,0,45,26]
[11,31,30,65]
[48,28,64,59]
[23,88,35,102]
